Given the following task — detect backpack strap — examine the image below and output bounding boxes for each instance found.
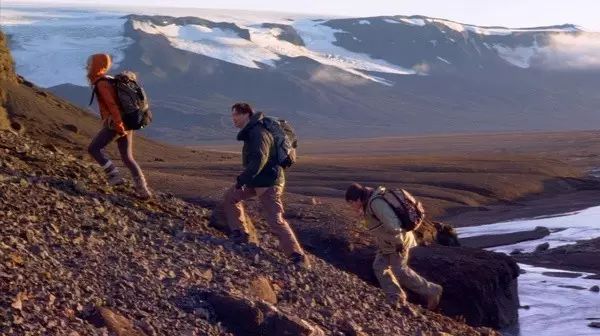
[88,76,111,106]
[368,191,409,231]
[88,88,97,106]
[366,195,386,231]
[387,190,411,226]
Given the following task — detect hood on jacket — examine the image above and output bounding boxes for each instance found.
[87,53,112,84]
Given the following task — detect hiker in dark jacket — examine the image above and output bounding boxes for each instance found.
[223,102,309,268]
[86,53,151,199]
[345,183,443,310]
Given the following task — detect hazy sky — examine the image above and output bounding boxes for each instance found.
[7,0,600,30]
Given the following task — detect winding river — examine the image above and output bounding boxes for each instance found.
[458,207,600,336]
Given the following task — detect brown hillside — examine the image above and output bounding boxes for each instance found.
[0,30,498,335]
[0,32,16,130]
[4,27,600,332]
[0,128,494,335]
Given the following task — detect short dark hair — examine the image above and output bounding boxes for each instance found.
[232,102,254,116]
[345,183,367,202]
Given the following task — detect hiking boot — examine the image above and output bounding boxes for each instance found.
[133,175,152,200]
[426,284,443,310]
[107,173,125,186]
[290,252,311,269]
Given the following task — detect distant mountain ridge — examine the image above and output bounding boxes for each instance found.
[2,6,600,143]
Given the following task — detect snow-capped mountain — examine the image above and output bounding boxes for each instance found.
[2,5,600,143]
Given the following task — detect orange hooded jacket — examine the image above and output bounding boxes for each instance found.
[87,54,126,136]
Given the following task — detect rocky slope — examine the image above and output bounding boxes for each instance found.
[0,128,495,335]
[256,202,521,328]
[0,28,514,334]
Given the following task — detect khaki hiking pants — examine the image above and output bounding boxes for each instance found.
[373,249,440,305]
[223,185,304,257]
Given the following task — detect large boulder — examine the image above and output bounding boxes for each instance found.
[460,226,550,249]
[409,246,520,328]
[202,290,325,336]
[85,307,148,336]
[414,219,461,247]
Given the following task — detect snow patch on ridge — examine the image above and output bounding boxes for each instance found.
[1,7,132,87]
[133,18,417,85]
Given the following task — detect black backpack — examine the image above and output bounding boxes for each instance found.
[261,116,298,169]
[89,72,152,130]
[369,188,425,231]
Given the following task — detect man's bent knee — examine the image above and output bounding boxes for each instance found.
[224,187,245,205]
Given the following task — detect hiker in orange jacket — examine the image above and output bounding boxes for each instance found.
[86,53,151,199]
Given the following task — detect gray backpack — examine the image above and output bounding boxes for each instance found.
[89,72,152,130]
[261,116,298,169]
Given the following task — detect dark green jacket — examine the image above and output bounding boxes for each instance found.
[236,112,284,188]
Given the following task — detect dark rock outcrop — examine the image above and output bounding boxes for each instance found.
[513,237,600,277]
[409,246,520,328]
[414,219,461,247]
[62,123,79,134]
[261,23,305,46]
[535,242,550,252]
[185,289,325,336]
[85,307,148,336]
[460,226,551,249]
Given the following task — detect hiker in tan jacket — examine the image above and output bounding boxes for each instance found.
[345,183,443,310]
